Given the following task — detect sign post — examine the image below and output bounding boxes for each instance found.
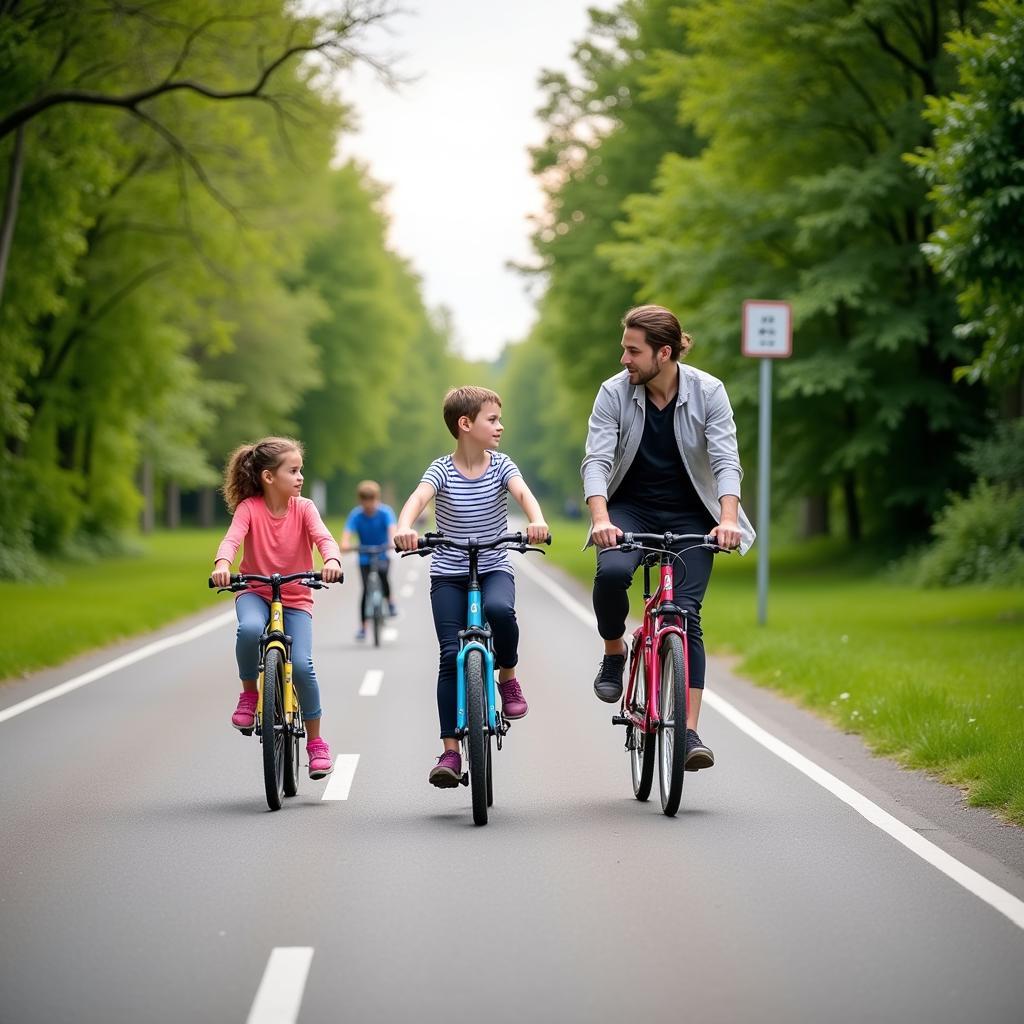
[742,300,792,625]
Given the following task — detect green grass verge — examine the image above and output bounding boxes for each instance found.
[544,517,1024,825]
[1,529,230,681]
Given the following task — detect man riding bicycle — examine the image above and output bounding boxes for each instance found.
[583,305,755,770]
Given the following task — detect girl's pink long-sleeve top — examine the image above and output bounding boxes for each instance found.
[214,496,342,614]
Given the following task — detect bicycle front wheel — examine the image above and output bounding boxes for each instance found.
[283,691,301,799]
[465,649,489,826]
[371,589,383,647]
[261,648,286,811]
[658,632,688,816]
[628,644,656,801]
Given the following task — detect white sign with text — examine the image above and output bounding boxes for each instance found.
[742,300,792,358]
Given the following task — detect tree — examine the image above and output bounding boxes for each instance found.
[909,0,1024,390]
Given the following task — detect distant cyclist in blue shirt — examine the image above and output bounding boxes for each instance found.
[341,480,397,641]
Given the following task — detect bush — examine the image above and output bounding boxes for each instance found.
[915,480,1024,586]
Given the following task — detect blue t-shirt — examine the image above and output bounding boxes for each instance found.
[345,505,396,565]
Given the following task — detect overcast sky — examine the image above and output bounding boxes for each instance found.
[336,1,599,361]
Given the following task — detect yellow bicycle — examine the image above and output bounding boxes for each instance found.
[209,570,333,810]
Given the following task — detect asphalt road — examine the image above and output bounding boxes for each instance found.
[1,553,1023,1024]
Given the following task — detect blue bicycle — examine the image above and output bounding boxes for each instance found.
[402,530,550,825]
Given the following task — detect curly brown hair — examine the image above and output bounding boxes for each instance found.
[221,437,303,511]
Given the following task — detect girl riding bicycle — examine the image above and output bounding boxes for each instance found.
[394,386,549,788]
[210,437,343,780]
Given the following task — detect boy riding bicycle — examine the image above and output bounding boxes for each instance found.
[394,386,550,787]
[341,480,397,641]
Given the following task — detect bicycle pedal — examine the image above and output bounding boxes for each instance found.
[240,728,254,737]
[459,772,469,787]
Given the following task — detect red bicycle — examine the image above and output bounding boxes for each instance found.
[609,532,724,816]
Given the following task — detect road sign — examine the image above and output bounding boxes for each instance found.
[741,300,793,626]
[742,300,792,358]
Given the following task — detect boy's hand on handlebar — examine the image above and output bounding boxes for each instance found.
[321,559,343,583]
[393,528,419,552]
[591,517,623,549]
[526,521,550,544]
[709,519,741,550]
[211,560,232,588]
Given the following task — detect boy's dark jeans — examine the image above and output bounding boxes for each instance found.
[430,571,518,738]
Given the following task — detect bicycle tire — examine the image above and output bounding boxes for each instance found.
[628,643,656,802]
[372,593,382,647]
[485,732,493,808]
[658,632,688,816]
[465,649,489,826]
[262,648,286,811]
[283,689,301,799]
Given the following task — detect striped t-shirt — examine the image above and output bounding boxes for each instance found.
[421,452,522,576]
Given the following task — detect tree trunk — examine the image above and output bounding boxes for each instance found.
[165,480,180,529]
[0,124,26,309]
[198,486,215,528]
[843,472,861,542]
[800,493,830,538]
[140,459,155,533]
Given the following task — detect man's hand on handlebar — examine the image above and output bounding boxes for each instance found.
[591,517,623,549]
[709,519,741,551]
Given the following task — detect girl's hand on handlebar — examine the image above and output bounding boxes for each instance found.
[527,521,550,544]
[211,560,232,588]
[709,519,741,550]
[322,559,343,583]
[393,528,419,552]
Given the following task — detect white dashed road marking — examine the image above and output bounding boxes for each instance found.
[246,947,314,1024]
[321,755,360,801]
[382,627,399,644]
[359,669,383,696]
[400,583,414,598]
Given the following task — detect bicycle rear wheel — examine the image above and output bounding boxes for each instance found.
[261,648,286,811]
[658,633,688,816]
[628,643,656,801]
[465,649,489,826]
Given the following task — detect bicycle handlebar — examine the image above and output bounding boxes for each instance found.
[611,532,727,553]
[397,530,551,558]
[208,570,329,593]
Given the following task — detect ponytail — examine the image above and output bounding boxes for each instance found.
[221,437,303,511]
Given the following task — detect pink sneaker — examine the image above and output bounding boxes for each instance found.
[497,677,528,719]
[307,738,334,780]
[231,691,258,731]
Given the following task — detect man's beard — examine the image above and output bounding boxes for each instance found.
[629,363,659,386]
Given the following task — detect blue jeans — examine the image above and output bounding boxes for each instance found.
[235,593,322,720]
[429,571,518,738]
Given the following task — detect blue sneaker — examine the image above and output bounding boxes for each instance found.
[355,627,366,642]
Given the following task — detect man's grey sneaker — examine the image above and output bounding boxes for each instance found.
[593,650,627,703]
[684,729,715,771]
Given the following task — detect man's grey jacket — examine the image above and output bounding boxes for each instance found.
[581,363,756,554]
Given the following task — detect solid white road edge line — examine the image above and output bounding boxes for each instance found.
[246,947,314,1024]
[515,554,1024,933]
[321,754,360,800]
[359,669,383,696]
[0,610,236,726]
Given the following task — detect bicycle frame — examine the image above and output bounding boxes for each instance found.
[258,592,298,726]
[621,552,690,736]
[455,573,498,736]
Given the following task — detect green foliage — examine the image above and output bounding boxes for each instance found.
[914,419,1024,585]
[914,480,1024,585]
[909,0,1024,383]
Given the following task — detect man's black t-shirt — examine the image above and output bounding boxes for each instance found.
[612,391,711,524]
